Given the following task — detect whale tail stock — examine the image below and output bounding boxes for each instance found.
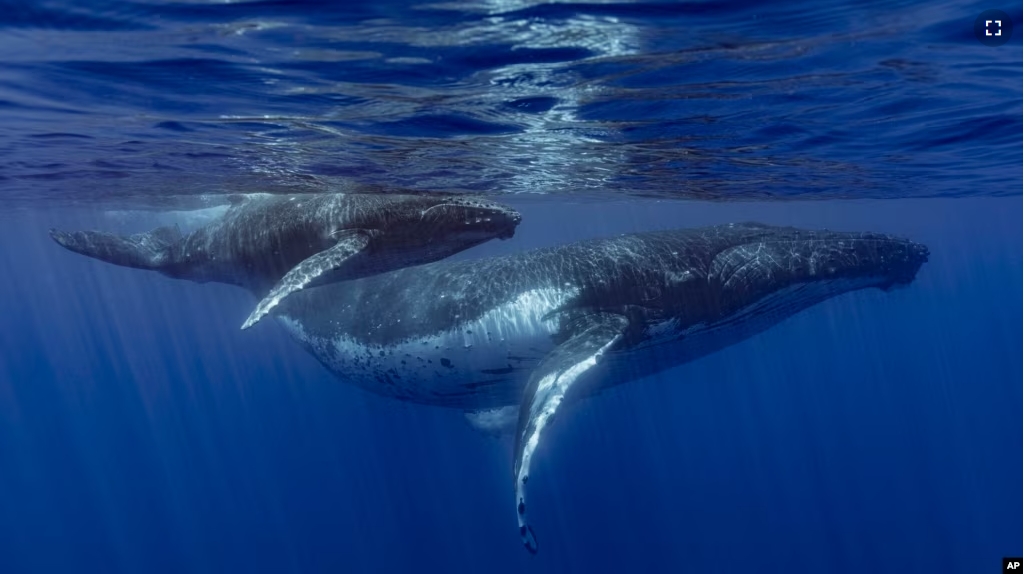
[49,225,182,271]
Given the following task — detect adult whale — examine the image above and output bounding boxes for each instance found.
[271,222,929,554]
[49,193,521,328]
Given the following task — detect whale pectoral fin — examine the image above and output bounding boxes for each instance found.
[464,407,518,438]
[241,232,370,330]
[513,312,628,554]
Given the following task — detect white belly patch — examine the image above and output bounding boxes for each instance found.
[277,287,577,408]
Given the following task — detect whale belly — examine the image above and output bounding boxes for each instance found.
[276,288,573,408]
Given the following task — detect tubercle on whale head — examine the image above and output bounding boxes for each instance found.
[417,195,522,241]
[875,240,929,291]
[827,231,929,289]
[707,228,930,294]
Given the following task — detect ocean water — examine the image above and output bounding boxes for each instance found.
[0,0,1021,573]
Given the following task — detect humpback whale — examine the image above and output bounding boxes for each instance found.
[49,193,521,328]
[270,222,929,554]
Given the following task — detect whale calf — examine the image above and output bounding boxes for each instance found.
[49,193,521,328]
[271,222,929,553]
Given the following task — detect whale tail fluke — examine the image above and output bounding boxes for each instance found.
[49,226,181,271]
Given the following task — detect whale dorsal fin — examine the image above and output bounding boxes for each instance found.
[240,230,371,329]
[512,311,628,554]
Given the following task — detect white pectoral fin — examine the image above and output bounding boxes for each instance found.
[464,407,518,438]
[512,312,628,554]
[241,232,370,330]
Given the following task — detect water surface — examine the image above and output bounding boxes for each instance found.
[0,0,1019,204]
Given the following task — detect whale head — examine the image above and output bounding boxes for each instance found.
[705,224,930,295]
[603,223,930,367]
[608,223,929,340]
[654,223,931,331]
[413,195,522,242]
[369,194,522,251]
[335,194,521,275]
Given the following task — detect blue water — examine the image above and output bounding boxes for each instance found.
[0,0,1021,573]
[0,0,1020,203]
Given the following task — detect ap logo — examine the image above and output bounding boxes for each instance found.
[1005,557,1023,573]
